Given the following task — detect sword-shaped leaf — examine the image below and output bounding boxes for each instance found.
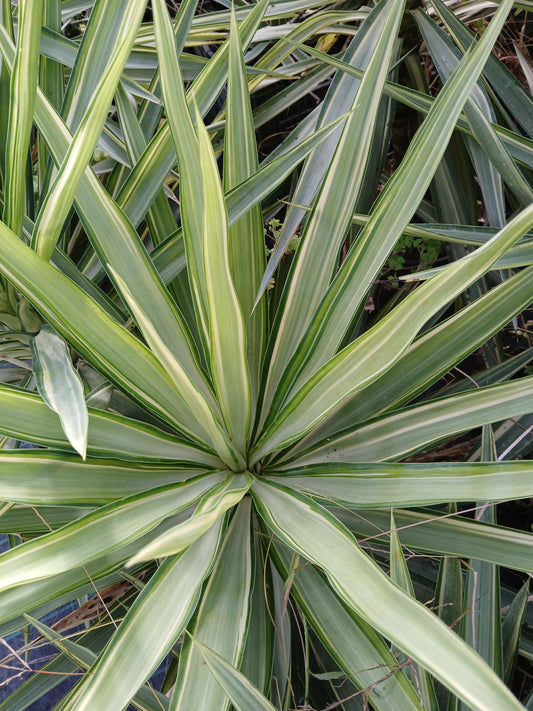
[263,0,515,412]
[23,616,170,711]
[251,204,533,461]
[60,0,142,133]
[0,450,210,505]
[0,624,117,711]
[0,472,223,592]
[192,638,278,711]
[128,472,253,564]
[2,0,41,236]
[0,512,201,636]
[66,521,224,711]
[286,376,533,466]
[271,541,422,711]
[0,222,203,438]
[338,508,533,574]
[259,0,405,422]
[32,0,147,261]
[225,112,350,224]
[256,0,398,304]
[152,113,350,288]
[286,41,533,170]
[434,516,464,711]
[0,21,213,401]
[152,0,210,343]
[224,11,267,405]
[266,460,533,508]
[0,383,219,465]
[197,107,252,452]
[251,478,523,710]
[457,428,502,711]
[502,581,530,684]
[429,0,533,137]
[414,8,533,215]
[286,263,533,455]
[389,512,437,710]
[170,499,253,711]
[108,266,245,471]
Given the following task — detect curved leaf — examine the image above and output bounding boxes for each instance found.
[171,499,253,711]
[0,472,223,591]
[31,325,88,459]
[192,639,278,711]
[252,478,523,710]
[128,472,253,564]
[66,520,224,711]
[0,383,219,465]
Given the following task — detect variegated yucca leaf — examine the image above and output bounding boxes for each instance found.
[0,0,531,709]
[30,325,89,459]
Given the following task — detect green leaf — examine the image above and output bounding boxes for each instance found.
[224,10,267,404]
[22,616,170,711]
[0,383,219,465]
[259,0,406,422]
[61,1,142,132]
[66,520,224,711]
[0,513,197,636]
[149,115,348,289]
[458,428,502,707]
[0,221,203,437]
[502,581,530,684]
[289,41,533,170]
[287,376,533,466]
[338,508,533,574]
[260,0,516,416]
[0,472,223,591]
[171,499,253,711]
[117,0,269,233]
[239,527,274,697]
[108,266,244,471]
[2,0,41,236]
[39,4,65,119]
[30,325,88,459]
[434,521,464,711]
[414,8,533,214]
[252,478,523,710]
[288,263,533,453]
[0,22,214,405]
[429,0,533,137]
[128,472,253,564]
[0,624,117,711]
[192,639,278,711]
[271,541,422,711]
[152,0,210,344]
[31,0,147,261]
[267,460,533,508]
[225,112,349,225]
[0,450,210,505]
[256,0,398,304]
[389,512,438,710]
[196,105,252,453]
[252,204,533,461]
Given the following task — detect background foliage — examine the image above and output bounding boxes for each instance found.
[0,0,533,709]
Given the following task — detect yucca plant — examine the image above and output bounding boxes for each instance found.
[1,0,533,708]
